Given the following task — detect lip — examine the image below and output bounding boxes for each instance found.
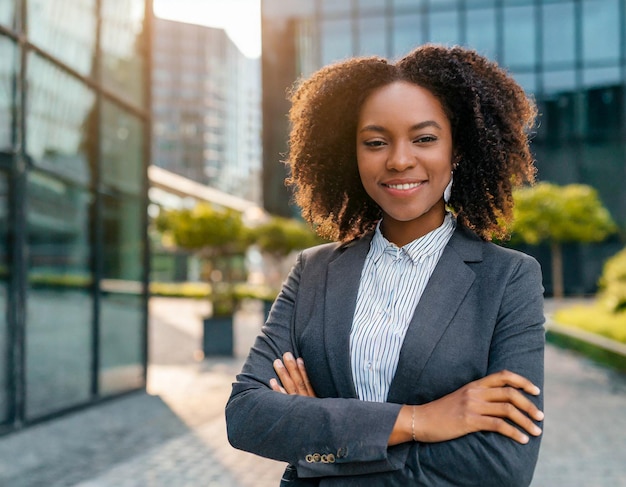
[381,179,426,193]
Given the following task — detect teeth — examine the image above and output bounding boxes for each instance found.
[386,182,421,190]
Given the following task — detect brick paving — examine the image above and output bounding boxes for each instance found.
[0,298,624,486]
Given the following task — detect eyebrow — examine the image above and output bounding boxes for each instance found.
[359,120,443,133]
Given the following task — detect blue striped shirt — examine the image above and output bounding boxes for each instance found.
[350,214,456,402]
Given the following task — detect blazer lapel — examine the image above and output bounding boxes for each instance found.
[386,227,482,404]
[323,234,373,398]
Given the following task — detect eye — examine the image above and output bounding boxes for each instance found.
[363,140,387,148]
[414,135,437,144]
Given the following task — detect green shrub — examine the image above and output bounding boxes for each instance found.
[554,303,626,344]
[597,247,626,313]
[150,281,211,299]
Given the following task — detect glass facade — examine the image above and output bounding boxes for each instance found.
[262,0,626,294]
[0,0,149,431]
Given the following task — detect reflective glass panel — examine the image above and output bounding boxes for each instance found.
[26,54,96,186]
[0,171,8,423]
[393,0,423,8]
[25,171,93,419]
[583,67,622,89]
[0,37,16,151]
[512,72,537,95]
[27,0,97,77]
[428,11,459,46]
[358,15,387,57]
[503,5,536,68]
[0,0,15,27]
[392,14,423,58]
[428,0,459,9]
[543,70,577,96]
[582,0,620,64]
[465,8,496,60]
[101,0,147,107]
[320,18,353,64]
[358,0,386,10]
[321,0,350,14]
[100,101,144,195]
[99,194,145,395]
[542,2,575,66]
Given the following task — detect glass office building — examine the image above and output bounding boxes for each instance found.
[261,0,626,294]
[0,0,150,432]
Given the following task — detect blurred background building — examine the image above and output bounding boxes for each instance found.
[261,0,626,295]
[152,18,261,203]
[0,0,150,433]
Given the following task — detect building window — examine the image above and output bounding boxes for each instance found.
[428,10,460,46]
[100,100,144,196]
[358,14,387,57]
[25,171,93,419]
[26,53,96,186]
[503,4,536,69]
[320,17,353,65]
[465,8,497,60]
[100,0,147,107]
[99,194,145,396]
[27,0,97,77]
[582,0,620,65]
[392,13,423,58]
[542,2,575,67]
[0,37,17,152]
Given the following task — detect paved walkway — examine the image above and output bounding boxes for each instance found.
[0,298,624,486]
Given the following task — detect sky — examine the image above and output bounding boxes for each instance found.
[152,0,262,58]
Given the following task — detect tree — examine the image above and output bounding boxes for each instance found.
[249,215,325,293]
[509,182,617,299]
[155,203,251,316]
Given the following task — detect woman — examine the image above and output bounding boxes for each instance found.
[226,45,545,486]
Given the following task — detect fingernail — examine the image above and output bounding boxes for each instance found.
[532,386,541,395]
[270,378,276,387]
[536,410,544,421]
[274,359,283,368]
[297,357,304,366]
[521,435,529,444]
[284,352,294,361]
[533,425,542,435]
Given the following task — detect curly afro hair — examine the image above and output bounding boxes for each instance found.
[285,44,537,242]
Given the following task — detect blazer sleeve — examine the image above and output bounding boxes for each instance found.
[408,254,545,487]
[225,250,410,478]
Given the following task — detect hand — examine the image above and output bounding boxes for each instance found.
[270,352,317,397]
[407,370,543,445]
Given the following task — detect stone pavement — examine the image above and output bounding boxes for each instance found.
[0,298,624,486]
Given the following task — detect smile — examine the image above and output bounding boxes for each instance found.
[383,182,423,190]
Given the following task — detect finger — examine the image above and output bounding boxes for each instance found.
[273,359,298,394]
[297,357,317,398]
[269,378,287,394]
[482,387,544,422]
[479,415,534,445]
[282,352,309,395]
[481,401,543,437]
[480,370,541,396]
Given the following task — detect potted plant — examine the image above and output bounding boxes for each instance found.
[155,203,251,356]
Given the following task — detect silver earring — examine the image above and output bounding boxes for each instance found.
[444,172,453,203]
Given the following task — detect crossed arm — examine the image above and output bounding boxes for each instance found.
[271,352,543,446]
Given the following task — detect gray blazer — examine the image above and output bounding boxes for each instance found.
[226,225,545,486]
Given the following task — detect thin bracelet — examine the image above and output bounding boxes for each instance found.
[411,405,416,442]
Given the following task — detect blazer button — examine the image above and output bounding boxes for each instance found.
[336,447,348,459]
[312,453,321,463]
[305,454,314,463]
[327,453,336,463]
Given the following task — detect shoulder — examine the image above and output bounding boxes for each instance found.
[299,233,373,266]
[452,224,542,276]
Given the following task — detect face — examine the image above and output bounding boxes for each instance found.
[356,81,454,245]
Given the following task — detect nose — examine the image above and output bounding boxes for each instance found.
[386,141,416,171]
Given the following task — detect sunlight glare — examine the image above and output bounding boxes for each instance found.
[153,0,261,58]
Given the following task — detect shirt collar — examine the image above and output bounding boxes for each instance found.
[370,213,456,265]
